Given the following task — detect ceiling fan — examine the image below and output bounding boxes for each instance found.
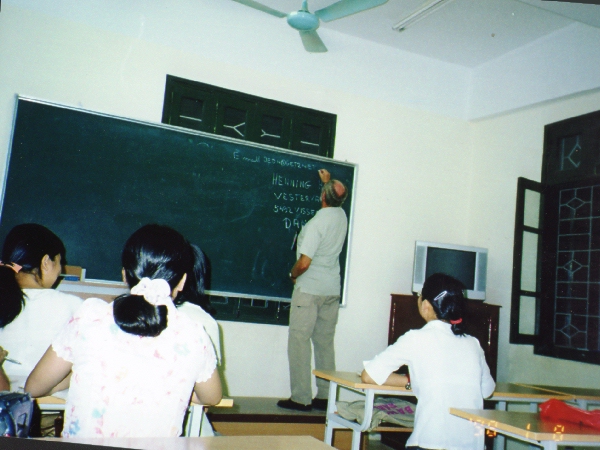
[231,0,389,53]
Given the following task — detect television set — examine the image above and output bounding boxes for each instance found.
[412,241,488,300]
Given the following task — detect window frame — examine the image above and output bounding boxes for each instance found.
[511,177,544,345]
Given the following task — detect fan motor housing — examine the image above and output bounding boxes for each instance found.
[287,11,319,31]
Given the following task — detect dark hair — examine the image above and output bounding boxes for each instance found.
[113,224,194,337]
[421,273,467,336]
[0,223,66,328]
[173,244,215,316]
[322,180,348,207]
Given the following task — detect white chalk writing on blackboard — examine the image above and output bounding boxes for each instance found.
[272,173,312,189]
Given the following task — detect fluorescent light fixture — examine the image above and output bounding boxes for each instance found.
[392,0,455,32]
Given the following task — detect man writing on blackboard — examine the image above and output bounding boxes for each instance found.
[277,169,348,412]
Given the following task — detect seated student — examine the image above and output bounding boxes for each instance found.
[174,244,221,436]
[361,273,495,450]
[0,223,82,392]
[25,224,222,437]
[175,243,221,363]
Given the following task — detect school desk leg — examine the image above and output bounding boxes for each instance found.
[493,401,506,450]
[324,381,338,445]
[351,429,362,450]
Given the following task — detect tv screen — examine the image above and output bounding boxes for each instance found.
[412,241,488,300]
[425,247,476,290]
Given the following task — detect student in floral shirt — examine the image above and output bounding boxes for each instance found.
[26,224,222,437]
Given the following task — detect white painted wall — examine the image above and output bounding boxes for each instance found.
[2,3,600,405]
[469,89,600,387]
[0,5,473,398]
[468,22,600,120]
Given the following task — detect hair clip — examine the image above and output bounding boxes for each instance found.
[433,290,448,302]
[0,261,22,273]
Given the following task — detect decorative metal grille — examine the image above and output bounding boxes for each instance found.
[554,184,600,351]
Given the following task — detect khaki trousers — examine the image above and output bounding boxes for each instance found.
[288,288,340,405]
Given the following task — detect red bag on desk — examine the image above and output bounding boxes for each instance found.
[539,398,600,430]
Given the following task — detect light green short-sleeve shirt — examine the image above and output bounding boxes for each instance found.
[295,207,348,296]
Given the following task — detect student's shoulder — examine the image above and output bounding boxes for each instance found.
[463,333,486,350]
[171,305,207,332]
[73,297,111,318]
[25,288,83,305]
[177,302,216,325]
[392,327,422,345]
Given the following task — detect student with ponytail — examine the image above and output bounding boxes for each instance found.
[361,273,495,450]
[25,224,222,437]
[0,223,82,391]
[174,243,221,363]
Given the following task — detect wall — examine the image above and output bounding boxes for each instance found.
[468,22,600,119]
[1,3,600,402]
[0,5,472,398]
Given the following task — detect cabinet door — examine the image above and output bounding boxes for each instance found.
[389,294,500,379]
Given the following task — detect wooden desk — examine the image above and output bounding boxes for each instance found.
[491,383,573,412]
[36,396,66,412]
[313,370,412,450]
[489,384,574,450]
[36,435,333,449]
[313,371,578,450]
[35,396,234,437]
[450,408,600,450]
[516,383,600,409]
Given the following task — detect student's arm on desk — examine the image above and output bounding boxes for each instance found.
[192,369,222,406]
[361,369,408,387]
[50,372,72,395]
[25,347,72,397]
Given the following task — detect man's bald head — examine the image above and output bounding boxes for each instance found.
[322,180,348,207]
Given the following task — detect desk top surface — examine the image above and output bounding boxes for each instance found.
[450,408,600,442]
[38,435,332,450]
[515,383,600,401]
[35,396,234,407]
[312,370,410,392]
[491,382,573,401]
[313,371,573,400]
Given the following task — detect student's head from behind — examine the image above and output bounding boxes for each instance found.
[421,273,467,336]
[322,180,348,207]
[114,224,194,337]
[0,223,66,328]
[1,223,66,287]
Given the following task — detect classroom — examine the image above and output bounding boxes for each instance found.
[1,0,600,448]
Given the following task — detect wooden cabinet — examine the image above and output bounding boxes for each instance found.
[388,294,500,380]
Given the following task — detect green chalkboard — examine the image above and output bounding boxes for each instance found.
[0,97,355,302]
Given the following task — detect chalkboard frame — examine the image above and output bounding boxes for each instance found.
[1,96,357,304]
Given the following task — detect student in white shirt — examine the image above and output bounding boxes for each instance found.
[174,243,221,363]
[361,273,495,450]
[0,223,82,391]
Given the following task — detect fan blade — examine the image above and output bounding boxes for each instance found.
[299,30,328,53]
[315,0,388,22]
[231,0,287,18]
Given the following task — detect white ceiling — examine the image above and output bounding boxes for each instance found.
[5,0,599,119]
[234,0,600,67]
